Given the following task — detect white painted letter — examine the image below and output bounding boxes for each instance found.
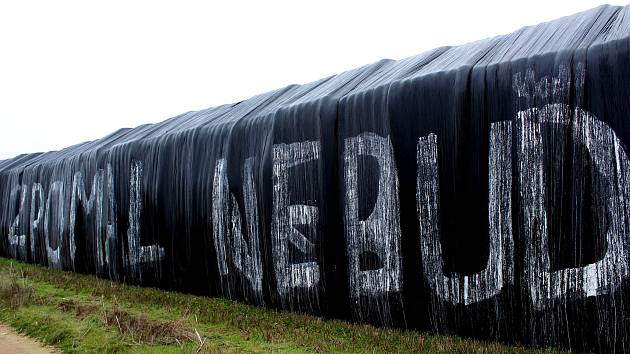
[417,122,514,306]
[126,160,164,282]
[212,158,263,296]
[8,184,27,259]
[344,132,402,299]
[70,170,104,268]
[272,140,321,296]
[44,181,64,268]
[518,103,630,308]
[29,183,44,261]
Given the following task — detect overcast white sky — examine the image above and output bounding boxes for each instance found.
[0,1,624,159]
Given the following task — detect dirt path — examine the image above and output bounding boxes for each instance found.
[0,324,58,354]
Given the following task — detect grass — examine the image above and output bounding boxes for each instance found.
[0,257,563,353]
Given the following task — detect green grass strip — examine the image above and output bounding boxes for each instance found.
[0,257,562,353]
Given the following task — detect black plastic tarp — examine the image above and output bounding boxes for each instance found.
[2,5,630,351]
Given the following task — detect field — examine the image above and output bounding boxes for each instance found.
[0,257,561,353]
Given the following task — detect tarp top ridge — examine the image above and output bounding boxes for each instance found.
[1,4,627,170]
